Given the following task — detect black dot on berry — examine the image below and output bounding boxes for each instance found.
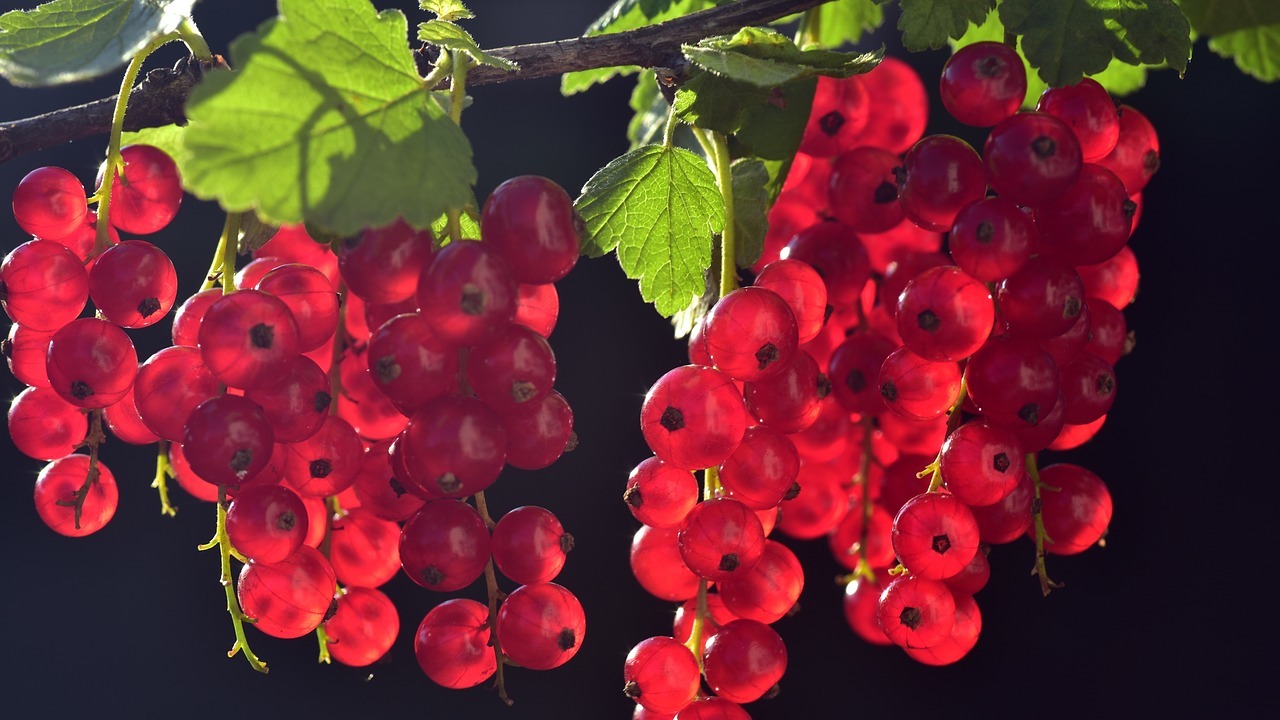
[845,369,867,394]
[422,566,445,586]
[277,511,296,531]
[249,322,275,349]
[564,432,580,452]
[137,296,161,318]
[511,380,537,403]
[1144,150,1161,175]
[976,220,995,244]
[0,337,12,358]
[660,406,684,432]
[917,309,941,332]
[818,110,845,137]
[1097,373,1116,395]
[310,459,332,478]
[623,486,644,507]
[376,355,401,384]
[1018,403,1040,426]
[977,55,1006,78]
[1031,136,1058,158]
[437,472,462,494]
[993,452,1011,473]
[816,373,832,399]
[900,606,923,629]
[931,534,952,555]
[623,680,641,699]
[388,477,408,497]
[1063,295,1082,319]
[314,391,331,412]
[70,380,94,399]
[1122,199,1138,219]
[783,481,801,501]
[873,180,898,204]
[230,448,253,472]
[460,284,486,316]
[323,598,339,623]
[560,533,575,554]
[880,380,898,403]
[755,342,780,370]
[558,628,577,651]
[718,553,740,572]
[893,166,907,189]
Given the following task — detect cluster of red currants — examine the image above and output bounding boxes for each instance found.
[2,143,587,688]
[780,47,1149,665]
[623,42,1153,715]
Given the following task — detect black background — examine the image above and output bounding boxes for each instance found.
[1,1,1276,718]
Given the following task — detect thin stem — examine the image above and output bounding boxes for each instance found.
[849,413,876,582]
[685,577,710,672]
[200,216,232,292]
[176,17,214,61]
[316,622,333,664]
[220,212,241,294]
[1027,454,1063,596]
[703,466,721,502]
[328,280,347,414]
[422,52,452,87]
[662,101,680,148]
[214,487,269,673]
[707,130,738,298]
[449,52,470,125]
[93,31,178,254]
[57,409,106,529]
[152,439,177,517]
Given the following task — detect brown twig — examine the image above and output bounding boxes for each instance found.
[0,0,829,165]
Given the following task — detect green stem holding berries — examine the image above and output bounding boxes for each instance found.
[1027,454,1063,596]
[473,491,513,706]
[151,439,177,517]
[204,487,268,674]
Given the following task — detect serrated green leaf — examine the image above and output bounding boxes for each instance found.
[0,0,196,87]
[730,158,768,270]
[1179,0,1280,37]
[683,27,882,87]
[898,0,995,51]
[560,0,714,95]
[1001,0,1191,87]
[814,0,885,48]
[952,5,1157,102]
[420,0,472,22]
[627,71,669,148]
[1209,22,1280,80]
[575,145,725,316]
[121,122,189,167]
[669,252,718,338]
[181,0,475,237]
[418,19,516,70]
[674,71,817,161]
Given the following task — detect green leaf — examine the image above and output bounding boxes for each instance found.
[561,64,640,95]
[952,5,1157,101]
[627,71,668,148]
[897,0,995,51]
[429,207,481,241]
[1209,23,1280,80]
[674,71,817,161]
[419,0,472,22]
[181,0,475,237]
[814,0,885,48]
[682,27,883,87]
[0,0,197,87]
[1001,0,1192,87]
[575,145,725,316]
[669,252,717,339]
[560,0,714,95]
[121,122,189,167]
[418,19,516,70]
[730,158,768,270]
[1179,0,1280,37]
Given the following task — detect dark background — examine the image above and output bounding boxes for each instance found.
[1,1,1275,717]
